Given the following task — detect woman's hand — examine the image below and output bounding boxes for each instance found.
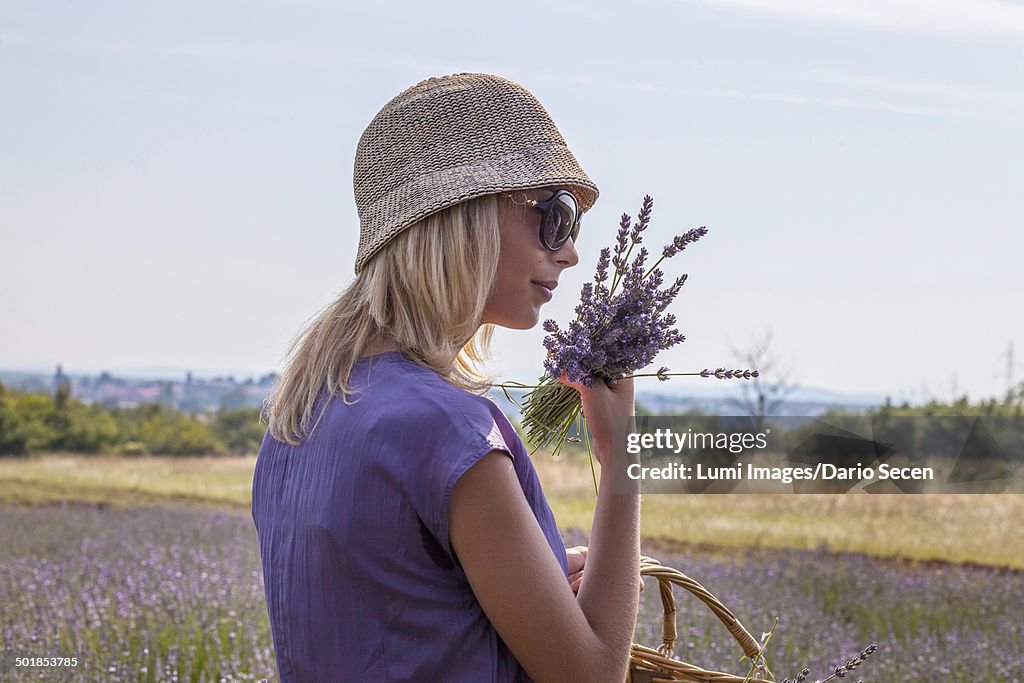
[556,371,635,466]
[565,545,643,595]
[565,545,587,594]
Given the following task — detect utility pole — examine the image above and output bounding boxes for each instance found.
[1008,341,1015,393]
[997,341,1016,395]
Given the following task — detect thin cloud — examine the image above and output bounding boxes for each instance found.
[787,69,1024,109]
[677,0,1024,36]
[538,73,1003,119]
[6,33,1016,120]
[1,32,520,78]
[547,0,618,25]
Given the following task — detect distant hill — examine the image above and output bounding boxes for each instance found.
[486,383,882,423]
[0,368,277,413]
[3,366,885,418]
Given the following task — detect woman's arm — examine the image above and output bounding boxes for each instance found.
[450,376,639,683]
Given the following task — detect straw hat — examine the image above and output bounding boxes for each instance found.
[352,72,599,274]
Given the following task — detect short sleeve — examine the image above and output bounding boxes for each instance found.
[409,400,514,563]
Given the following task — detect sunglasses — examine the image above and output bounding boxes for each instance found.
[504,189,582,251]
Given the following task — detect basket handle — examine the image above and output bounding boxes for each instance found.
[639,556,762,661]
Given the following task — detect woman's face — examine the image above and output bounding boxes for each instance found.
[482,186,581,329]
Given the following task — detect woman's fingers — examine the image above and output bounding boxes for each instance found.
[565,546,588,575]
[566,546,588,560]
[556,369,581,391]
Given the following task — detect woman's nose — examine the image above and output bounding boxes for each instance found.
[554,237,580,268]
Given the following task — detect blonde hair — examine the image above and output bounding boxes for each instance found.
[264,192,510,446]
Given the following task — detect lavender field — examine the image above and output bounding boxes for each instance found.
[1,504,273,682]
[1,503,1021,682]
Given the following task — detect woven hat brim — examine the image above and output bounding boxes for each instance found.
[354,143,599,274]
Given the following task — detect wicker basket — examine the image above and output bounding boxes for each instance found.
[627,556,772,683]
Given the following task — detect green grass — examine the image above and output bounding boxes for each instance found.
[2,451,1022,568]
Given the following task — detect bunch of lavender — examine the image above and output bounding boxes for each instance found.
[505,195,757,465]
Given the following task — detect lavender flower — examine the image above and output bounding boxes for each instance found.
[701,368,760,380]
[662,226,709,258]
[781,643,878,683]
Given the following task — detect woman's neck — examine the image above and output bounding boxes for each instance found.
[361,333,399,357]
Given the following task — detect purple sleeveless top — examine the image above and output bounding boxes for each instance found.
[251,351,567,682]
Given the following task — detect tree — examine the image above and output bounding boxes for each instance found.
[0,388,55,455]
[46,382,73,450]
[213,408,267,455]
[729,329,798,430]
[0,381,29,455]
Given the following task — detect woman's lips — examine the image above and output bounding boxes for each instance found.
[532,282,554,301]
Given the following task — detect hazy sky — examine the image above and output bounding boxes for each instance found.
[2,0,1022,403]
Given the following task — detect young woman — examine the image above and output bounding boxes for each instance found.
[252,72,641,682]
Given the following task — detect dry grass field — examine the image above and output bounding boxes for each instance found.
[1,451,1021,568]
[533,451,1024,568]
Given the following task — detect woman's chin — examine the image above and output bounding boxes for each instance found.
[491,314,540,331]
[520,309,543,329]
[482,303,544,330]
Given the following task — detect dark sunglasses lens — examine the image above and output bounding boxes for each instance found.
[543,194,579,248]
[542,209,567,247]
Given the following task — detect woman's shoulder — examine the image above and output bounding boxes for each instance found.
[353,351,505,432]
